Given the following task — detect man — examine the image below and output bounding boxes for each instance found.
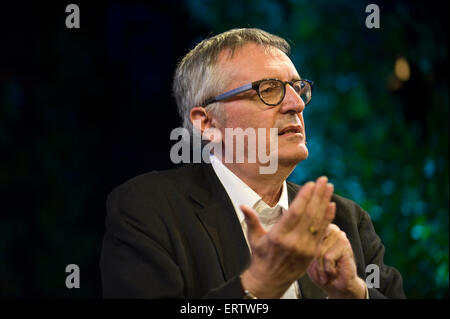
[100,28,405,299]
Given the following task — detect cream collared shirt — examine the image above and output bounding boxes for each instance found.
[210,154,300,299]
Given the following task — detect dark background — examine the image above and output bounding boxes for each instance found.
[0,0,448,298]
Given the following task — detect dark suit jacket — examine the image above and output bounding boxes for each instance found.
[100,163,405,298]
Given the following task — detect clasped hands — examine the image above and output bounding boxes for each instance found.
[240,176,367,299]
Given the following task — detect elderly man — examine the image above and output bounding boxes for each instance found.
[100,28,405,299]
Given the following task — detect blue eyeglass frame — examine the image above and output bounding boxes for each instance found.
[201,78,314,107]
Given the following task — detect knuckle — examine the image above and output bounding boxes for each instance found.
[323,252,333,262]
[342,236,350,246]
[329,224,340,232]
[268,233,283,247]
[339,230,348,240]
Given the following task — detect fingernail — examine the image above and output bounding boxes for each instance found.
[327,183,334,193]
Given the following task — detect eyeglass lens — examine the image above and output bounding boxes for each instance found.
[258,80,311,106]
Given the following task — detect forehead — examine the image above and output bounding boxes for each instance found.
[217,42,300,86]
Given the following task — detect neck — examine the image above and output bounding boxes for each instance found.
[220,159,295,207]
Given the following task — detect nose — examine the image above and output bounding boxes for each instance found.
[278,83,305,114]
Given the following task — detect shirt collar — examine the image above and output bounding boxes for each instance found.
[210,154,289,224]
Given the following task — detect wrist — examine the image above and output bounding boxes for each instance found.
[240,269,286,299]
[349,277,367,299]
[329,277,367,299]
[347,277,366,299]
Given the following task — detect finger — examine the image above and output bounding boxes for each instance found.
[324,202,336,224]
[322,238,339,276]
[311,185,335,239]
[316,203,337,243]
[316,183,334,222]
[323,242,344,278]
[276,181,315,231]
[317,226,340,279]
[307,258,321,284]
[240,205,267,246]
[321,232,350,277]
[315,259,329,286]
[307,177,330,221]
[323,221,338,239]
[323,182,334,202]
[297,177,330,234]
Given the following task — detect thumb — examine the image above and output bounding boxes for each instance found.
[240,204,266,247]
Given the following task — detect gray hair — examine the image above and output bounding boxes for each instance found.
[172,28,291,132]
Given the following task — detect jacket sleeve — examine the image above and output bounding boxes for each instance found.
[100,182,185,298]
[358,210,406,299]
[100,179,245,299]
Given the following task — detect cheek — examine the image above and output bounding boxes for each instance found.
[221,106,278,150]
[225,108,270,130]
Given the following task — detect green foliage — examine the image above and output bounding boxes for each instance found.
[186,0,449,298]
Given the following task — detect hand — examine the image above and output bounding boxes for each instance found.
[307,224,367,299]
[240,176,336,298]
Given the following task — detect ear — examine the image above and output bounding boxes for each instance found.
[190,107,215,134]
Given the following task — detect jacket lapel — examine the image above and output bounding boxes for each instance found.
[287,182,327,299]
[187,165,326,298]
[190,164,251,281]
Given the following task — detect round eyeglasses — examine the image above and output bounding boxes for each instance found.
[202,78,314,107]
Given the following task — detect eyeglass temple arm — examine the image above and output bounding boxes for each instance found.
[202,83,253,106]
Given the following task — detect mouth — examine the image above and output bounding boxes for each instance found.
[278,125,303,136]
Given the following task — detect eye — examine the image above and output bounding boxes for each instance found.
[259,81,280,96]
[261,87,276,94]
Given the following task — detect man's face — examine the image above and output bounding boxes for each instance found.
[214,42,308,168]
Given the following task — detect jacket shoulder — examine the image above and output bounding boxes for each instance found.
[110,164,200,195]
[286,180,366,225]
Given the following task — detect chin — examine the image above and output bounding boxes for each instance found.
[278,144,308,166]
